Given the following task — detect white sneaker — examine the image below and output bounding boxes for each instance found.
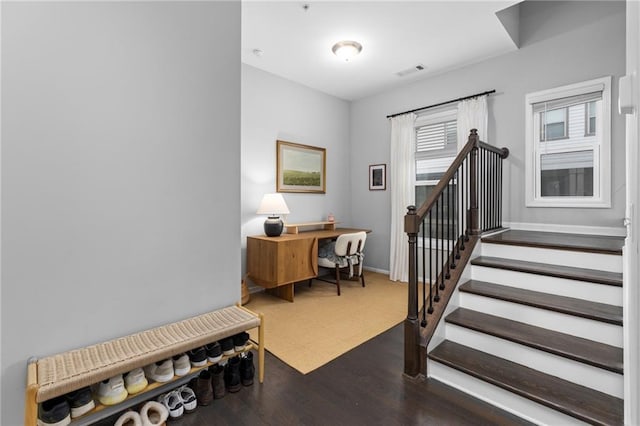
[95,375,128,406]
[114,410,142,426]
[172,353,191,377]
[140,401,168,426]
[144,359,174,383]
[177,385,197,413]
[157,390,184,419]
[124,368,148,395]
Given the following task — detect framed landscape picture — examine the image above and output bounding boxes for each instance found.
[277,140,326,193]
[369,164,386,190]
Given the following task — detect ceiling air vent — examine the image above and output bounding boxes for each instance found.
[395,64,426,77]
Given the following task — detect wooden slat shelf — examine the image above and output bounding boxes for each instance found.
[72,343,258,425]
[284,221,337,234]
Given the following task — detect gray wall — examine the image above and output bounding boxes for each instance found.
[350,1,626,272]
[241,64,351,277]
[1,2,240,423]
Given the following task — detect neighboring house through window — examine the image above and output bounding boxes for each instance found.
[525,76,611,207]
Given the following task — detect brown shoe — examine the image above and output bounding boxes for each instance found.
[209,364,226,399]
[194,370,213,406]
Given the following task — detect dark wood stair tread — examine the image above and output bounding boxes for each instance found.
[459,280,622,325]
[482,230,624,255]
[429,340,623,426]
[471,256,622,287]
[445,308,623,373]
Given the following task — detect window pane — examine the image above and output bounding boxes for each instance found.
[415,184,457,238]
[587,101,596,135]
[540,150,594,197]
[416,156,455,182]
[540,108,567,141]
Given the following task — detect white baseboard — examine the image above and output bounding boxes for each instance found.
[504,221,626,237]
[364,266,390,275]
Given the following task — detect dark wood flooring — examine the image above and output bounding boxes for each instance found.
[97,324,532,426]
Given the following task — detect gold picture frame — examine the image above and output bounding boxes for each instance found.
[276,140,326,193]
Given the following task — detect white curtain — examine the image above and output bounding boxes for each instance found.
[457,95,488,148]
[389,113,416,282]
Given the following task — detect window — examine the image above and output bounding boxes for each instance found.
[525,77,611,207]
[414,109,457,237]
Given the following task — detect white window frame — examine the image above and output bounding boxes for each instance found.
[414,108,458,188]
[525,76,611,208]
[414,108,458,245]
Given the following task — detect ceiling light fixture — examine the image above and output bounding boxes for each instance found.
[332,40,362,62]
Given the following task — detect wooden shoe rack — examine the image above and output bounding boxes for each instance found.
[24,304,264,425]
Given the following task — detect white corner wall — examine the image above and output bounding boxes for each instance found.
[350,1,626,272]
[1,2,241,423]
[241,64,351,276]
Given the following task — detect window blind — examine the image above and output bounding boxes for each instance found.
[416,120,457,157]
[532,91,602,113]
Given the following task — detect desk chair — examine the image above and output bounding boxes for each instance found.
[314,231,367,295]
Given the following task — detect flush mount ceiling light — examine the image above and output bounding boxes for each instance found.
[332,40,362,62]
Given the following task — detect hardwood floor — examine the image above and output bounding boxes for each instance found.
[99,324,532,425]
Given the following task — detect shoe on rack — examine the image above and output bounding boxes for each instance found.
[177,385,198,413]
[124,368,148,395]
[205,341,222,363]
[240,352,255,386]
[172,353,191,376]
[188,346,207,367]
[144,359,174,383]
[158,390,184,419]
[37,396,71,426]
[209,364,226,399]
[114,410,142,426]
[96,374,128,406]
[233,332,250,352]
[140,400,168,426]
[64,386,95,418]
[220,337,234,356]
[194,369,214,406]
[224,356,242,393]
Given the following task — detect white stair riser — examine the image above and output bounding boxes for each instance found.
[446,324,623,398]
[471,266,622,306]
[428,360,589,426]
[459,293,623,347]
[481,243,622,273]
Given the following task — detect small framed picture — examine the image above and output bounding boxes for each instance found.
[369,164,386,191]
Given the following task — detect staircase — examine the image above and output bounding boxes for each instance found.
[426,229,624,425]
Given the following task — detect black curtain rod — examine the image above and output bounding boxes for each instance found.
[386,89,496,119]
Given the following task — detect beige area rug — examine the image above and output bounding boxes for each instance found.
[245,272,408,374]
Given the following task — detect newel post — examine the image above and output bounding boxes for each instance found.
[468,129,480,235]
[404,205,421,377]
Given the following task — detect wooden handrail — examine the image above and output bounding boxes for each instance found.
[403,128,509,378]
[413,129,508,223]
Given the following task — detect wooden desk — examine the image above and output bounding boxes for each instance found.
[246,228,370,302]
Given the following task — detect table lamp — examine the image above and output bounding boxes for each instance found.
[257,193,290,237]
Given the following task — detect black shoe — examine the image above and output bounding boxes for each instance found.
[233,332,250,352]
[224,356,242,393]
[188,346,207,367]
[65,386,95,418]
[240,352,255,386]
[38,396,71,426]
[194,370,213,406]
[205,341,222,363]
[209,364,226,399]
[220,337,234,356]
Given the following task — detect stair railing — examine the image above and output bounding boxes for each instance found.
[403,129,509,377]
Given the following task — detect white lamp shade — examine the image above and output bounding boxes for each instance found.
[257,193,290,216]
